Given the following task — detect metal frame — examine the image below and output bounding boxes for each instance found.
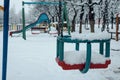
[22,1,70,40]
[56,36,111,73]
[22,1,64,40]
[2,0,10,80]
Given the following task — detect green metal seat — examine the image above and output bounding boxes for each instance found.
[56,36,111,73]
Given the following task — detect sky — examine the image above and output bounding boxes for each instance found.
[0,0,31,14]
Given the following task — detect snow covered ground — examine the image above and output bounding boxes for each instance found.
[0,26,120,80]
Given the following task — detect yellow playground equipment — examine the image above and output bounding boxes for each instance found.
[0,6,4,30]
[0,6,4,11]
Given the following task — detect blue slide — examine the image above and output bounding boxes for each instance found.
[10,13,50,36]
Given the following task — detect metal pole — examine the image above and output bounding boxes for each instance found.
[22,1,26,40]
[2,0,10,80]
[24,1,60,5]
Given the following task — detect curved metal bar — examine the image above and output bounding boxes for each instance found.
[23,1,64,5]
[79,42,91,73]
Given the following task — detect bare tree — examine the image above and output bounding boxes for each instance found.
[84,0,102,33]
[71,3,79,32]
[79,0,85,33]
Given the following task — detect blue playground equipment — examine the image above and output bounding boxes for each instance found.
[10,13,50,38]
[23,13,50,37]
[2,0,10,80]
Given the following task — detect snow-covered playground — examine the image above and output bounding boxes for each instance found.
[0,26,120,80]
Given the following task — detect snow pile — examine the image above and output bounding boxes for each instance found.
[49,26,58,34]
[119,14,120,17]
[64,51,109,65]
[71,32,111,40]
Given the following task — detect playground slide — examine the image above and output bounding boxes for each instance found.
[10,13,50,36]
[9,21,38,36]
[24,20,40,31]
[10,21,41,36]
[23,13,50,31]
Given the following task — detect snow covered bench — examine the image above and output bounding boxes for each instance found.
[56,32,111,73]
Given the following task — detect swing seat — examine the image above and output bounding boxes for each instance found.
[56,34,111,73]
[56,50,111,70]
[56,58,111,70]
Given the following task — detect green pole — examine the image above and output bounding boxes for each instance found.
[59,41,64,61]
[22,1,26,40]
[80,42,91,73]
[100,42,104,55]
[105,41,110,57]
[75,43,79,51]
[64,3,70,35]
[56,39,59,58]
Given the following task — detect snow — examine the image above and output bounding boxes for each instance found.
[0,26,120,80]
[64,51,109,65]
[119,14,120,17]
[71,32,111,40]
[49,26,58,34]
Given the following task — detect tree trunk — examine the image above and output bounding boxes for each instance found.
[79,21,82,33]
[89,12,95,33]
[89,20,95,32]
[71,20,75,32]
[102,14,106,32]
[70,3,79,32]
[71,13,77,32]
[79,5,84,33]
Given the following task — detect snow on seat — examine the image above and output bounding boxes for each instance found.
[71,32,111,41]
[64,51,110,64]
[56,51,111,70]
